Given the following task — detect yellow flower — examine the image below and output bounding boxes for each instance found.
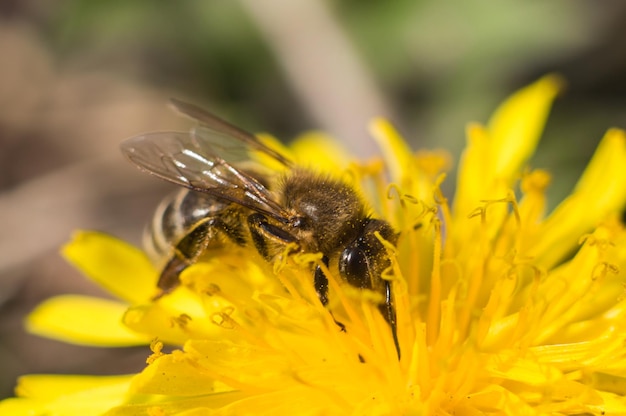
[4,75,626,415]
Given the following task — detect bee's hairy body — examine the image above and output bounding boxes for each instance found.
[144,188,244,265]
[146,169,397,306]
[122,99,400,357]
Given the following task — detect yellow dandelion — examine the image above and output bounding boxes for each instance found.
[3,75,626,415]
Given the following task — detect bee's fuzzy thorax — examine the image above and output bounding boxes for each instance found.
[280,168,369,253]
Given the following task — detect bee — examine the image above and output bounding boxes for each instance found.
[121,99,399,355]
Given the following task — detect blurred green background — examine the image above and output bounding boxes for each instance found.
[1,0,625,400]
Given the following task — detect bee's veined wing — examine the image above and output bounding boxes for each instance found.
[120,131,291,223]
[169,98,294,169]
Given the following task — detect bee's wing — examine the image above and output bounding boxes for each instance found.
[169,98,294,168]
[121,130,291,223]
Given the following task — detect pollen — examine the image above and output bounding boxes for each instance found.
[147,338,164,364]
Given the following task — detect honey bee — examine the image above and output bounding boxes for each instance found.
[121,99,399,355]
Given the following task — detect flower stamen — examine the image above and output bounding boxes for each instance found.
[147,338,164,364]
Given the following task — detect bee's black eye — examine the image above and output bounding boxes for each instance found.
[338,219,397,292]
[339,240,372,289]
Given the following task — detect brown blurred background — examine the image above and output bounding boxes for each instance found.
[1,0,625,399]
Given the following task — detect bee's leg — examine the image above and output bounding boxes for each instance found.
[156,216,243,297]
[314,256,330,306]
[378,280,400,359]
[247,213,297,258]
[315,256,346,332]
[155,256,188,298]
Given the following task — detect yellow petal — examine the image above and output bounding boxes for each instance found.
[27,295,151,346]
[531,129,626,267]
[130,351,235,396]
[573,128,626,210]
[123,302,203,346]
[369,118,414,186]
[102,393,248,416]
[368,117,439,211]
[290,131,351,174]
[453,123,495,217]
[211,388,349,416]
[62,231,157,304]
[0,398,45,416]
[594,392,626,414]
[488,74,563,180]
[16,374,134,400]
[3,374,133,416]
[486,355,561,386]
[454,76,562,219]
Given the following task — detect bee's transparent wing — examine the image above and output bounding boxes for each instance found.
[170,98,294,168]
[121,130,290,222]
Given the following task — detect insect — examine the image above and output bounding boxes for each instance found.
[121,99,399,355]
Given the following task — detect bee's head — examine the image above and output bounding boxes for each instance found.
[338,219,397,292]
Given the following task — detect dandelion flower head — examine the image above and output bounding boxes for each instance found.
[3,76,626,415]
